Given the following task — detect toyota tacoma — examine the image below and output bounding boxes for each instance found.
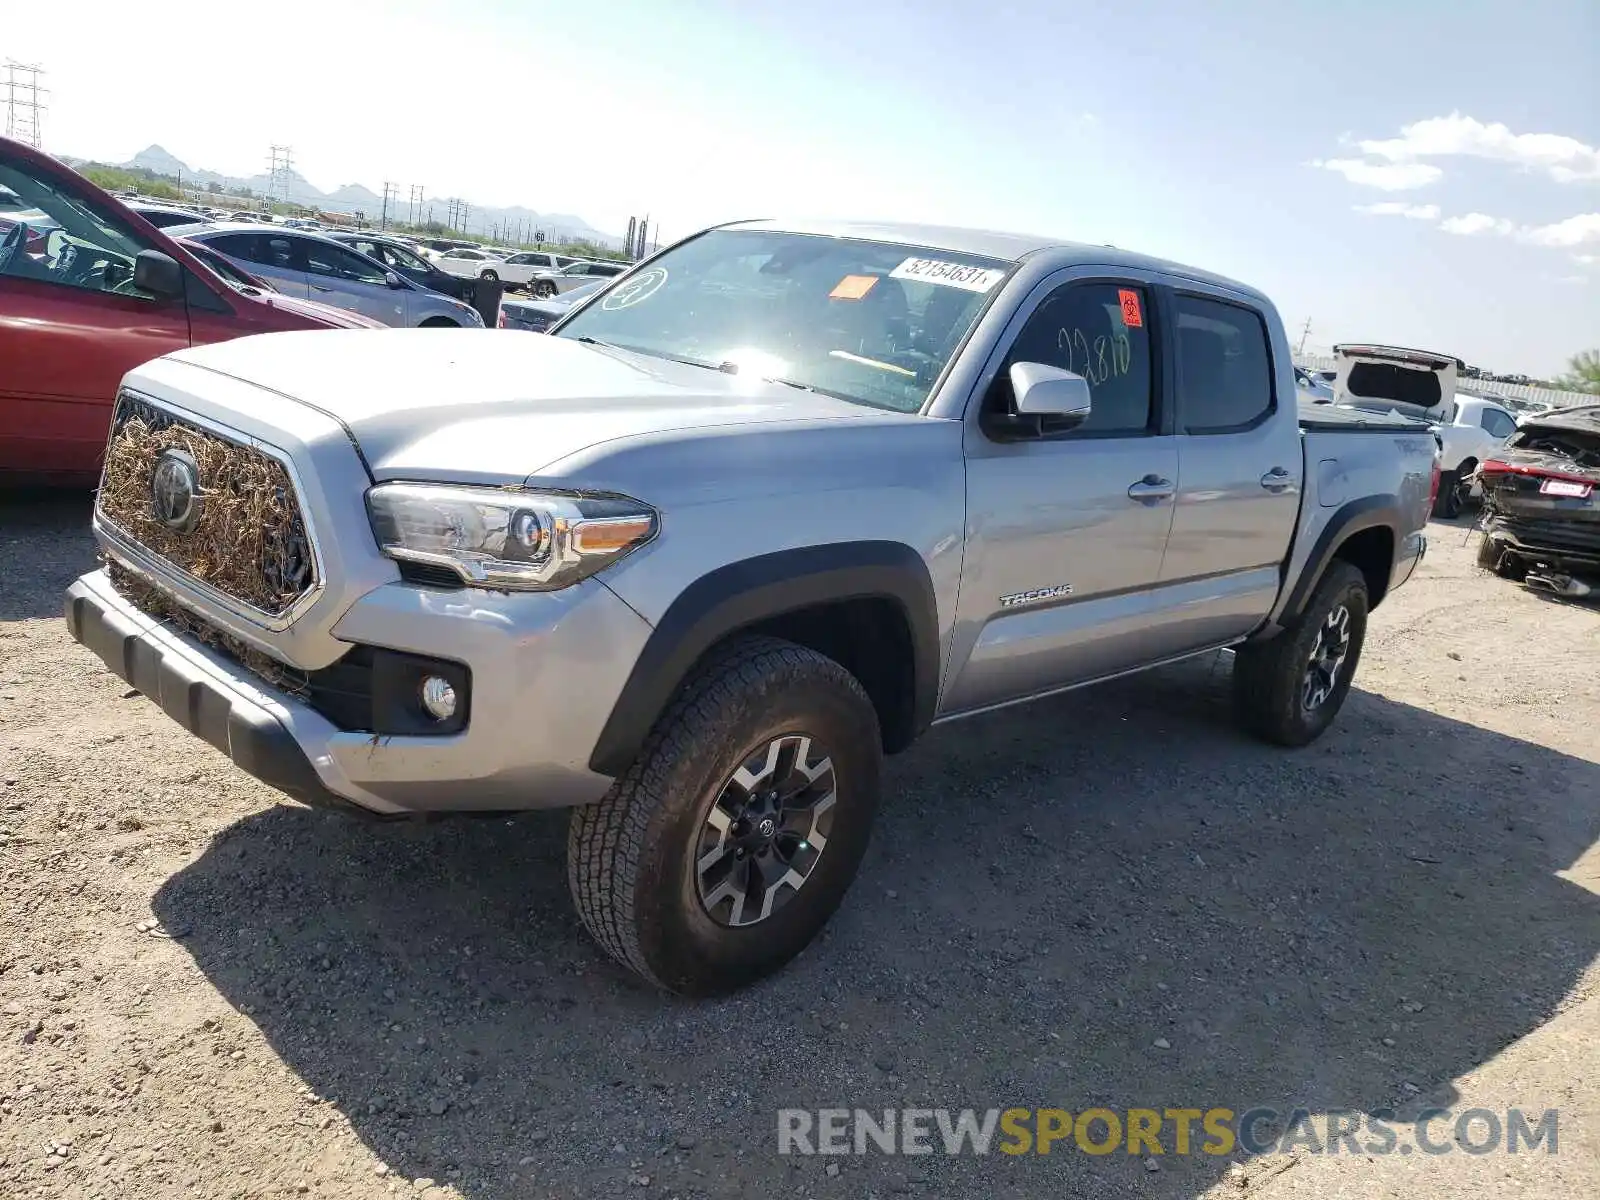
[65,220,1438,994]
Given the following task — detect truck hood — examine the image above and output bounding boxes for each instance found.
[166,328,903,481]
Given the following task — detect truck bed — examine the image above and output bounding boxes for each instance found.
[1297,399,1432,434]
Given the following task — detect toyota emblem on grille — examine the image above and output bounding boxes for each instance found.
[150,449,201,532]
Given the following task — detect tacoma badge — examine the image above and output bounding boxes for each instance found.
[999,584,1074,608]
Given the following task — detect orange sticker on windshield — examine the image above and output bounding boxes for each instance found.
[1118,288,1143,328]
[830,274,879,301]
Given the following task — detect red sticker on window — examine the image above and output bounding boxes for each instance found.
[1118,288,1143,328]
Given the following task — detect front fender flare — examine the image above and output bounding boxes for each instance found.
[589,541,939,777]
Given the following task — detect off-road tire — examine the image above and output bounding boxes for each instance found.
[1476,534,1527,580]
[1432,469,1461,518]
[1233,561,1369,747]
[568,636,882,996]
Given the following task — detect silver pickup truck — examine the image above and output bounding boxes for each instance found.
[65,220,1438,994]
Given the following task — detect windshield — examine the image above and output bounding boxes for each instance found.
[554,229,1014,413]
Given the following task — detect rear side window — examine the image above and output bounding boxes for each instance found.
[1174,295,1274,433]
[1479,408,1517,439]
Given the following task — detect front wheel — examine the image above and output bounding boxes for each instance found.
[534,281,557,299]
[1233,561,1369,747]
[568,636,882,995]
[418,316,459,328]
[480,269,499,283]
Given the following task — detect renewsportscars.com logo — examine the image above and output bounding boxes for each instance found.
[777,1107,1560,1158]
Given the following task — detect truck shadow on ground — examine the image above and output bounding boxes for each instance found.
[0,490,96,621]
[154,655,1600,1198]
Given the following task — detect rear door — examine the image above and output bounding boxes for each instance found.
[944,270,1180,713]
[0,146,193,481]
[1158,287,1303,646]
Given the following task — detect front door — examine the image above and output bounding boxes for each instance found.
[942,275,1179,714]
[0,146,192,481]
[299,238,407,325]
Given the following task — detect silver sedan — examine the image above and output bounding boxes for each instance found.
[167,223,485,327]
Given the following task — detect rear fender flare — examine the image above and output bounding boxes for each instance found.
[1282,496,1400,619]
[588,541,940,777]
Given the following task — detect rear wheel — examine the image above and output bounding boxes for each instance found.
[1432,469,1462,518]
[1234,562,1369,747]
[534,281,557,299]
[1476,535,1527,580]
[480,269,499,283]
[568,636,882,995]
[419,317,459,328]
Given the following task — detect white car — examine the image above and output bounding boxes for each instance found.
[435,247,582,289]
[1331,344,1518,517]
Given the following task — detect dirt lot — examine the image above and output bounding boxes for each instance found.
[2,493,1597,1200]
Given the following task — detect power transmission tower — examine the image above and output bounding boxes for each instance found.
[409,184,424,225]
[3,60,47,148]
[380,181,397,230]
[266,145,294,207]
[1296,317,1312,358]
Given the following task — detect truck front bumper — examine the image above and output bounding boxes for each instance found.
[64,567,652,817]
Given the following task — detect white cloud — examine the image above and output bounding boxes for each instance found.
[1354,202,1441,220]
[1358,114,1600,183]
[1439,213,1516,236]
[1576,253,1597,265]
[1519,213,1600,247]
[1314,158,1443,190]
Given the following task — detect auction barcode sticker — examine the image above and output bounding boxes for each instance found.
[889,257,1007,293]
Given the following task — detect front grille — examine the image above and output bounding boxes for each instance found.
[98,394,316,617]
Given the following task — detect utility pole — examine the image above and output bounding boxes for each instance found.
[1296,317,1312,359]
[3,60,47,148]
[380,181,396,230]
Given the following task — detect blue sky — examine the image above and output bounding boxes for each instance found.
[16,0,1599,374]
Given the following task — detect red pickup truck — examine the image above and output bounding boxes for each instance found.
[0,135,377,486]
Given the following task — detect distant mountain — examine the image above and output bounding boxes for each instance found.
[115,144,620,247]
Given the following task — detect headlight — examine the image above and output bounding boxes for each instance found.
[367,484,657,591]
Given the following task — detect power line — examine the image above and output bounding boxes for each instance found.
[3,60,47,149]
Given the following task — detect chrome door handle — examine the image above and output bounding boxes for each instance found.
[1260,467,1297,493]
[1127,475,1175,504]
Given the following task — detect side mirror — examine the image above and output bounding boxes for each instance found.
[1011,361,1092,423]
[384,270,405,289]
[132,249,185,300]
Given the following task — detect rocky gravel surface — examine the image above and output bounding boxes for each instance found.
[1,492,1597,1199]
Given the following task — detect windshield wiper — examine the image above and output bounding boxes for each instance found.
[573,337,737,373]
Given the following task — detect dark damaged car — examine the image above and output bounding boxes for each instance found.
[1476,404,1600,598]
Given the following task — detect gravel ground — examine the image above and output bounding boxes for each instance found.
[1,492,1597,1199]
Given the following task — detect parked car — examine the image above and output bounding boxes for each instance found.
[63,218,1437,994]
[324,231,474,301]
[432,247,504,281]
[175,236,382,329]
[1476,404,1600,594]
[529,258,628,297]
[1293,364,1333,402]
[0,135,379,484]
[1330,344,1517,516]
[497,277,606,331]
[173,223,484,328]
[128,202,215,230]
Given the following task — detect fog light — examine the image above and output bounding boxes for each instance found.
[419,675,457,721]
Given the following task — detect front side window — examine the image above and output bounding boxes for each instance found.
[0,155,161,299]
[985,281,1154,435]
[1173,294,1274,433]
[556,229,1013,413]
